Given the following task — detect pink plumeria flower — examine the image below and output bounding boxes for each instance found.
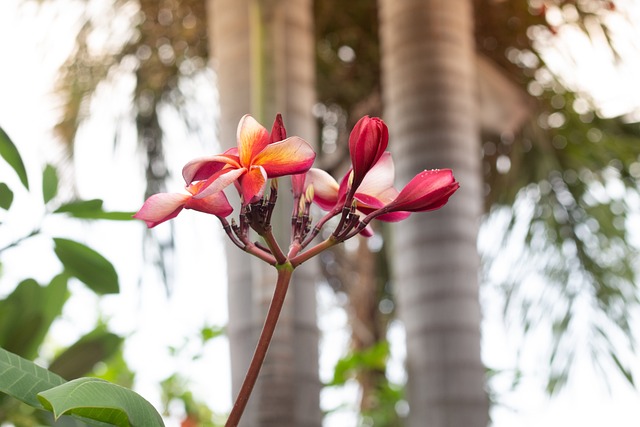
[134,180,233,228]
[300,153,408,236]
[182,114,316,204]
[348,116,388,196]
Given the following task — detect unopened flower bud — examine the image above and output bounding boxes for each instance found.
[298,195,307,216]
[305,185,315,203]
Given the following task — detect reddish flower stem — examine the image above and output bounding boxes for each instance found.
[261,228,287,264]
[224,264,294,427]
[290,236,337,268]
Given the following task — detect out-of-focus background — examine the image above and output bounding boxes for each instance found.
[1,1,640,426]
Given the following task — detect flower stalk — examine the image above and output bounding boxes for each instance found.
[224,263,294,427]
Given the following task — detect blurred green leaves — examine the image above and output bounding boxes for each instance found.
[0,127,28,189]
[0,275,68,360]
[0,127,150,425]
[42,163,58,204]
[53,238,119,295]
[49,326,124,381]
[54,198,136,220]
[0,182,13,210]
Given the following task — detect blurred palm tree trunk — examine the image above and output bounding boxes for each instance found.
[379,1,488,426]
[207,1,321,426]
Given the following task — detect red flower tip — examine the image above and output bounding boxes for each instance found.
[384,169,459,213]
[270,113,287,143]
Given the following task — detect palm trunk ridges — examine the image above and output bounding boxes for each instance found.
[380,0,489,426]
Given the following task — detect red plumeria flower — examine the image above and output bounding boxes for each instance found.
[348,116,388,196]
[302,153,459,226]
[182,114,316,203]
[380,169,459,214]
[133,180,233,228]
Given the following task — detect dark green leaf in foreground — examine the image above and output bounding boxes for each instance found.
[54,198,136,221]
[0,126,29,189]
[0,346,66,409]
[43,163,59,204]
[38,377,165,427]
[0,182,13,210]
[53,238,119,294]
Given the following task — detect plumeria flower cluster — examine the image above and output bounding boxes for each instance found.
[134,114,459,266]
[134,113,459,426]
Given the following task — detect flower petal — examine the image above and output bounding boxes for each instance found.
[133,193,188,228]
[373,210,411,222]
[386,169,459,212]
[185,189,234,218]
[305,168,339,211]
[354,192,386,210]
[359,223,375,237]
[237,114,271,166]
[182,151,241,184]
[252,136,316,177]
[357,152,397,202]
[192,167,247,199]
[240,165,268,203]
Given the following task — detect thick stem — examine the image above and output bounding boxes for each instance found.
[225,264,294,427]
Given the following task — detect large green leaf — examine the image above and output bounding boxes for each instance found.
[53,238,119,295]
[49,327,124,380]
[0,182,13,210]
[0,126,29,189]
[0,346,66,409]
[38,378,165,427]
[54,199,136,221]
[0,275,69,359]
[43,163,59,204]
[0,348,112,426]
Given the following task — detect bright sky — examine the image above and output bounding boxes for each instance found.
[1,1,640,427]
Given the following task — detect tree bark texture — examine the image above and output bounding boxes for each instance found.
[379,1,489,426]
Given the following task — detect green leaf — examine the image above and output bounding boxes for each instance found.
[0,276,69,359]
[0,126,29,189]
[43,163,59,204]
[53,238,119,295]
[200,325,226,343]
[38,377,165,427]
[0,182,13,209]
[55,199,104,214]
[611,352,634,386]
[49,327,124,380]
[54,198,136,221]
[329,341,390,386]
[0,346,66,409]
